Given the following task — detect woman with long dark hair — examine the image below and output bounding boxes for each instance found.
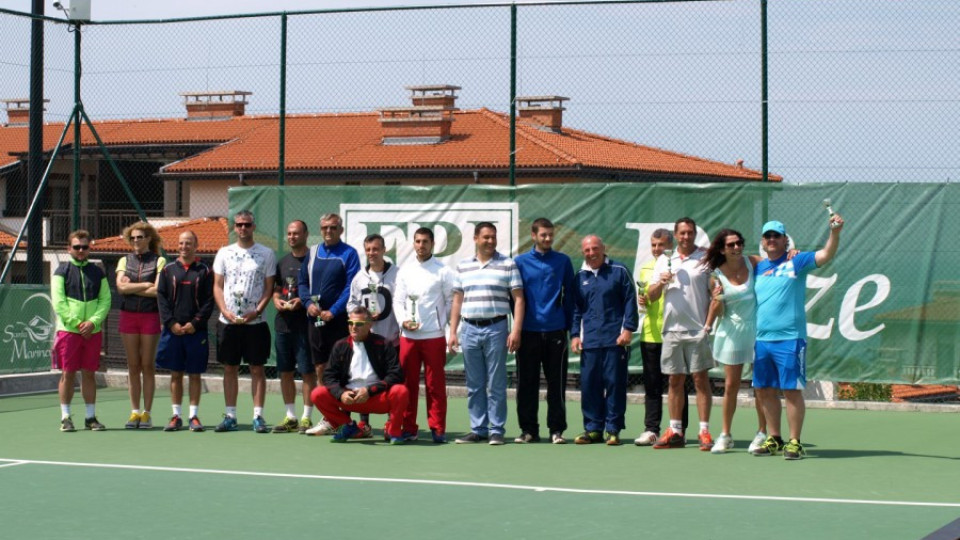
[702,228,766,454]
[116,221,166,429]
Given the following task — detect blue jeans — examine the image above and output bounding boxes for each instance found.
[460,319,508,436]
[275,329,311,375]
[580,345,629,433]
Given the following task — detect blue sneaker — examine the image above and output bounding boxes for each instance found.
[431,429,447,444]
[214,415,238,432]
[389,436,405,445]
[252,415,269,434]
[401,431,419,442]
[331,422,360,442]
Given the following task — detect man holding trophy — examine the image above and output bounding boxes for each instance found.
[393,228,455,443]
[212,210,277,433]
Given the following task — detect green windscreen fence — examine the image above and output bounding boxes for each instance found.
[226,182,959,385]
[0,285,56,374]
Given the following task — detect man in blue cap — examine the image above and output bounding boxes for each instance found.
[752,213,844,460]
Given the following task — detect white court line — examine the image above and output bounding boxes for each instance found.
[0,460,28,469]
[4,457,959,509]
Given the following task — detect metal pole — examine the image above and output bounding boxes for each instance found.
[72,21,81,229]
[508,3,517,187]
[278,13,287,187]
[78,108,149,223]
[761,0,768,183]
[26,0,44,284]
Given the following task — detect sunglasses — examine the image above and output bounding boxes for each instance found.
[763,232,783,239]
[320,226,339,231]
[130,235,146,241]
[346,320,368,328]
[725,240,745,248]
[71,244,89,251]
[235,222,254,229]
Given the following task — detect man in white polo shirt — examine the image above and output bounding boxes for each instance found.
[448,222,525,446]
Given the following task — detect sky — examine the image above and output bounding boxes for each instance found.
[0,0,958,184]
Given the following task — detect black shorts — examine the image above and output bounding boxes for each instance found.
[216,321,271,366]
[307,315,348,366]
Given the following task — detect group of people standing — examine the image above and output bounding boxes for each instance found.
[51,208,843,459]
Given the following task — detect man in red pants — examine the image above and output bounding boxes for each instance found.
[310,306,409,444]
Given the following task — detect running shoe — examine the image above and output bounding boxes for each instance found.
[698,430,714,451]
[214,415,239,432]
[748,431,767,453]
[298,417,312,434]
[164,415,183,432]
[431,428,447,444]
[574,431,603,444]
[188,416,204,432]
[272,416,299,433]
[605,431,622,446]
[253,415,269,434]
[488,433,505,446]
[305,419,334,436]
[84,417,106,431]
[711,433,734,454]
[550,432,567,445]
[138,411,152,429]
[389,436,405,446]
[634,430,658,446]
[60,416,76,432]
[353,421,374,439]
[653,428,685,449]
[454,432,485,444]
[331,422,360,442]
[125,412,141,429]
[401,431,419,442]
[783,438,806,460]
[751,435,784,456]
[514,431,541,444]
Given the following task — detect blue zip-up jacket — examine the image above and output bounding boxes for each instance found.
[298,241,360,318]
[571,258,638,349]
[514,248,575,333]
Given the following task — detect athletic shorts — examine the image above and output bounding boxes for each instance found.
[216,322,271,366]
[275,329,311,374]
[51,330,102,372]
[156,327,209,374]
[753,339,806,390]
[118,310,161,335]
[307,316,348,366]
[660,330,715,375]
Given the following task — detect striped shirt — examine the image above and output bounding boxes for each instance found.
[453,252,523,320]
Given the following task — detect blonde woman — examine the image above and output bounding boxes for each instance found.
[116,222,166,429]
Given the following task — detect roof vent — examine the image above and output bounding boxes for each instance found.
[180,91,251,121]
[2,98,48,127]
[517,95,568,133]
[406,84,461,109]
[378,85,460,145]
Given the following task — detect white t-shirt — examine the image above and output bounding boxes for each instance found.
[213,242,277,325]
[347,340,379,390]
[653,247,711,333]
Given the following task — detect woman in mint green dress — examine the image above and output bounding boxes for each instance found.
[703,229,766,454]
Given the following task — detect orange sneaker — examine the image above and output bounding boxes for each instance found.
[653,428,685,449]
[698,430,714,451]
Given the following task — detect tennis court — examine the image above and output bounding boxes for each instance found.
[2,388,958,539]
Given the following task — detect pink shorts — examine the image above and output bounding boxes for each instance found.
[118,310,161,335]
[52,330,102,372]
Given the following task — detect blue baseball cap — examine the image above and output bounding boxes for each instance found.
[761,220,786,235]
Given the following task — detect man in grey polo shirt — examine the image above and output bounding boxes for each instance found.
[448,222,525,446]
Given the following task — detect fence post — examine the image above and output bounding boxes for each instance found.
[509,3,517,187]
[26,0,45,283]
[761,0,768,183]
[72,20,81,229]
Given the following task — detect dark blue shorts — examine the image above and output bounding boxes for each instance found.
[156,327,209,374]
[275,329,311,375]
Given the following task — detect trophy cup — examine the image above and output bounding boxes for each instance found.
[232,291,245,324]
[636,280,647,314]
[367,275,380,318]
[663,249,674,283]
[284,277,296,310]
[408,294,420,326]
[311,295,324,327]
[823,198,841,229]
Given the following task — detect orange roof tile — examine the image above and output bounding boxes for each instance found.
[90,217,229,255]
[891,384,959,402]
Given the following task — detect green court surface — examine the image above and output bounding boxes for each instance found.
[1,388,958,539]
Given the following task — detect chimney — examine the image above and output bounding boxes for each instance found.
[180,91,251,121]
[378,85,460,145]
[2,98,48,127]
[517,95,569,133]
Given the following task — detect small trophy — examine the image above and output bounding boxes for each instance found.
[284,277,297,309]
[636,280,647,314]
[823,198,840,229]
[663,249,673,273]
[367,275,380,318]
[311,295,324,327]
[232,291,245,324]
[408,294,420,326]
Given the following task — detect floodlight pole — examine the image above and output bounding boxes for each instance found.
[72,19,82,229]
[508,3,517,187]
[26,0,45,284]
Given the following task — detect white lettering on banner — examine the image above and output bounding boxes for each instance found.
[838,274,890,341]
[340,203,519,269]
[805,274,838,340]
[2,293,55,364]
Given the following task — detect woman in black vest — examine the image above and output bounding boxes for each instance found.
[116,222,167,429]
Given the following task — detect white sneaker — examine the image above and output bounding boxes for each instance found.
[305,419,334,436]
[748,431,767,453]
[634,431,658,446]
[711,433,734,454]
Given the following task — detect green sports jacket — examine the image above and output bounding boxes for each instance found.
[51,258,112,334]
